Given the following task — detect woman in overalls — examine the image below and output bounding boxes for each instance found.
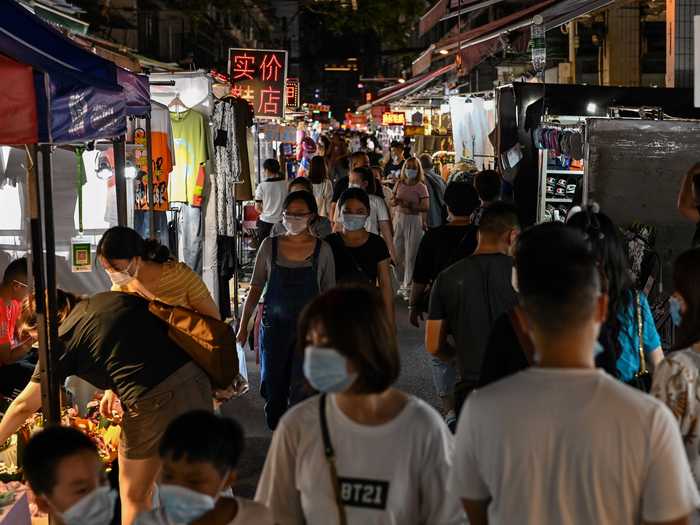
[237,191,336,430]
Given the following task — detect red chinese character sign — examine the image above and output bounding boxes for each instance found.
[286,78,300,109]
[228,48,288,119]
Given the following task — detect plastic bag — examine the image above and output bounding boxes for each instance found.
[237,342,249,383]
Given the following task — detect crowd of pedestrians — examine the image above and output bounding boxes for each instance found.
[3,134,700,524]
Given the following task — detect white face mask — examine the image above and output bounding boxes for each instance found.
[282,215,309,235]
[54,486,117,525]
[149,482,228,525]
[106,259,137,287]
[348,182,363,189]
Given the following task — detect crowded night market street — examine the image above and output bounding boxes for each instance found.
[3,0,700,524]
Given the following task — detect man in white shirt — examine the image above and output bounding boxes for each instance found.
[255,158,288,243]
[451,223,700,525]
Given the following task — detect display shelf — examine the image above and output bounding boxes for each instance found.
[546,169,584,175]
[546,198,573,203]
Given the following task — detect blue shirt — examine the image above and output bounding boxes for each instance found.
[616,291,661,382]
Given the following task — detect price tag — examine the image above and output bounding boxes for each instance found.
[71,236,92,273]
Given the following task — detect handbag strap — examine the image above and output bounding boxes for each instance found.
[320,394,348,525]
[635,291,648,376]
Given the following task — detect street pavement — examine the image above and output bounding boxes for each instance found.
[221,298,439,498]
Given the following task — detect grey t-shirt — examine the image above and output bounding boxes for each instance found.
[251,237,336,292]
[428,253,517,381]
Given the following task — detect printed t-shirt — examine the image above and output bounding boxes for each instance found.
[616,291,661,382]
[326,233,390,285]
[412,224,478,284]
[254,178,288,224]
[169,110,208,207]
[255,394,465,525]
[428,253,517,381]
[113,260,212,308]
[0,299,20,346]
[451,368,700,524]
[30,293,190,406]
[394,182,428,213]
[129,103,175,211]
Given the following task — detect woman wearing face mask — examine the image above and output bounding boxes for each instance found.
[326,189,395,329]
[392,157,429,298]
[236,191,335,430]
[652,248,700,489]
[270,177,332,239]
[255,285,464,525]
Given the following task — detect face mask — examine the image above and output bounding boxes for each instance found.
[303,346,357,393]
[55,486,117,525]
[348,182,363,189]
[157,484,216,524]
[669,296,683,327]
[283,216,309,235]
[341,213,367,232]
[107,259,137,287]
[405,169,418,180]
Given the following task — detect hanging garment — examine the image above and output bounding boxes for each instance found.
[217,235,236,319]
[169,109,209,207]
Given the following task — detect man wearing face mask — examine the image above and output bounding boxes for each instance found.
[23,426,118,525]
[426,202,520,414]
[383,140,405,179]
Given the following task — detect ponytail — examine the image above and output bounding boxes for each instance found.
[143,238,171,263]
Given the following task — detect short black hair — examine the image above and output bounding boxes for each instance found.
[24,426,98,496]
[289,176,313,193]
[263,158,280,174]
[475,170,501,202]
[3,257,27,285]
[159,410,245,476]
[338,187,371,212]
[516,223,600,335]
[479,201,520,236]
[444,181,480,217]
[284,190,318,215]
[351,166,376,194]
[390,140,402,149]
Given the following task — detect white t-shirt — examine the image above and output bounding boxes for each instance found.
[231,498,275,524]
[255,394,465,525]
[254,179,288,223]
[451,368,700,525]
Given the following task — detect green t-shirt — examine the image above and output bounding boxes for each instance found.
[169,110,208,206]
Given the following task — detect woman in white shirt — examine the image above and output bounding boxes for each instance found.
[255,285,465,525]
[652,248,700,487]
[308,155,334,218]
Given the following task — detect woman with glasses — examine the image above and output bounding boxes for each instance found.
[236,191,336,430]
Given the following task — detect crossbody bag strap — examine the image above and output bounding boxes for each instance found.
[320,394,348,525]
[636,291,648,376]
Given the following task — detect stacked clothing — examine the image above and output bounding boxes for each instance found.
[534,126,584,160]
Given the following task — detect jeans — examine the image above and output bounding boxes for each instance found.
[133,211,170,248]
[430,356,457,398]
[175,203,203,275]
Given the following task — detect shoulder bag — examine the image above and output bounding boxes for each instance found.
[626,292,652,392]
[320,394,348,525]
[148,300,238,389]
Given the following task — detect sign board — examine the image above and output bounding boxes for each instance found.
[286,78,300,109]
[382,112,406,126]
[228,48,288,119]
[71,236,92,273]
[404,125,425,137]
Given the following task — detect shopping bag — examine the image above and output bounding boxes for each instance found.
[237,342,249,383]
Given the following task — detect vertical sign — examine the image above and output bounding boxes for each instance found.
[286,78,300,110]
[228,48,288,119]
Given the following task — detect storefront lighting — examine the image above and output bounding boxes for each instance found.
[357,83,364,89]
[587,102,597,114]
[439,49,449,55]
[398,78,406,84]
[124,164,138,180]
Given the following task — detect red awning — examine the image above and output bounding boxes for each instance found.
[0,54,38,144]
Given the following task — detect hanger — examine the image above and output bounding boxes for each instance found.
[168,92,187,116]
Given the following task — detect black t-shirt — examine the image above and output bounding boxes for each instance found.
[383,159,404,177]
[412,224,478,285]
[332,176,349,203]
[326,233,390,285]
[31,293,190,406]
[478,312,528,388]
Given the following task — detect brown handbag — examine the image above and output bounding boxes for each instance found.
[148,300,238,389]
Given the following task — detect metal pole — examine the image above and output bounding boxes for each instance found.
[145,114,156,237]
[113,137,128,227]
[26,145,60,425]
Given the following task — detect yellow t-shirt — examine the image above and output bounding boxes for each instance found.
[113,261,211,309]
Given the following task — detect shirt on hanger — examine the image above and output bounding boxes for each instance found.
[169,110,209,207]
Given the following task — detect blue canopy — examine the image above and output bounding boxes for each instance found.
[0,0,126,143]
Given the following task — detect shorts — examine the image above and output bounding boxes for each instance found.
[119,362,212,460]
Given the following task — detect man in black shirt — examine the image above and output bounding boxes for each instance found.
[426,202,520,416]
[383,140,405,179]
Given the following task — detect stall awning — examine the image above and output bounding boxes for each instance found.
[419,0,448,36]
[117,68,150,117]
[0,54,39,144]
[358,63,455,112]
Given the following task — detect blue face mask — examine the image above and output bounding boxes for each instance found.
[405,168,418,179]
[303,346,357,393]
[669,296,683,327]
[341,213,367,232]
[155,485,216,524]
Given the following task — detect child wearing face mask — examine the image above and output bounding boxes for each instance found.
[24,426,118,525]
[652,248,700,491]
[135,410,273,525]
